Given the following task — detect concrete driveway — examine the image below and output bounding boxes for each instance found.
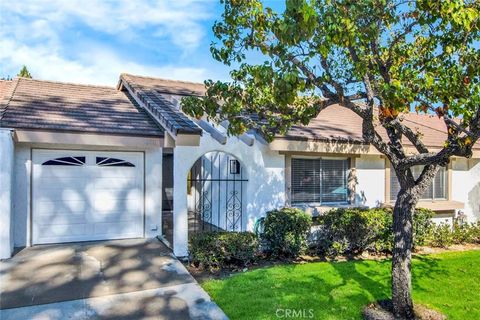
[0,239,227,320]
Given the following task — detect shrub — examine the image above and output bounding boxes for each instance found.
[262,207,312,258]
[315,207,435,256]
[317,208,393,256]
[470,222,480,244]
[412,208,434,247]
[452,221,473,244]
[430,223,454,248]
[189,231,258,271]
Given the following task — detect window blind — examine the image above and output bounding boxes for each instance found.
[291,159,321,203]
[321,159,349,203]
[390,165,447,201]
[291,158,349,204]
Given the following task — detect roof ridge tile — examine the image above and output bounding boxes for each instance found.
[121,73,204,86]
[15,77,116,90]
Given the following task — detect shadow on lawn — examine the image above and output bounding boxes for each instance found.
[207,254,448,319]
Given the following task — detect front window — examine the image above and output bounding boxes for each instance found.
[390,165,447,201]
[291,158,350,204]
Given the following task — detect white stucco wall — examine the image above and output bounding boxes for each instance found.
[145,148,163,237]
[355,155,386,208]
[452,158,480,222]
[11,142,164,250]
[172,133,285,256]
[12,145,31,247]
[0,129,14,259]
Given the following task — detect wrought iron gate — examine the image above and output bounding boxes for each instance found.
[188,152,247,235]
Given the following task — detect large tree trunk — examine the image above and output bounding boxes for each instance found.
[392,189,417,319]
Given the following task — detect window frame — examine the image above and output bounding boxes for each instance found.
[290,156,351,206]
[96,157,135,167]
[388,163,449,202]
[42,156,86,166]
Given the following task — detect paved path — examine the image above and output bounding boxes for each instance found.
[0,239,227,320]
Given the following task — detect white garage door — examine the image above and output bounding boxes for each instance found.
[32,150,144,244]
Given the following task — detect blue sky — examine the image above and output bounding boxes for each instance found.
[0,0,281,86]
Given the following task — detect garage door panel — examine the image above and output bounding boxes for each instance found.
[92,182,138,191]
[32,150,144,245]
[35,214,87,225]
[92,190,142,207]
[90,210,142,222]
[35,202,88,217]
[36,177,87,186]
[93,222,142,236]
[35,187,88,201]
[36,166,86,176]
[38,224,88,237]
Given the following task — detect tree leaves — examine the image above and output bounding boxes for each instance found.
[182,0,479,149]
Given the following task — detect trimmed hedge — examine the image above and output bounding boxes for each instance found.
[189,231,258,271]
[430,221,480,248]
[316,208,393,256]
[262,207,312,258]
[316,207,436,256]
[189,208,479,271]
[413,208,435,247]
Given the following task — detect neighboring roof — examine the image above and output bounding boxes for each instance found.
[282,104,365,143]
[0,80,14,120]
[277,104,480,150]
[119,74,472,150]
[0,78,164,137]
[0,80,13,99]
[119,73,203,136]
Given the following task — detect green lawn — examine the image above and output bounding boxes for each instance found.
[201,250,480,320]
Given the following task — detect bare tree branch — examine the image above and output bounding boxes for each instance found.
[389,118,430,154]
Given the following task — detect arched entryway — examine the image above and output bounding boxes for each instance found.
[187,151,247,236]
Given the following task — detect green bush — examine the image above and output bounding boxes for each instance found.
[413,208,435,247]
[316,207,436,256]
[470,222,480,244]
[189,231,258,271]
[430,223,454,248]
[427,220,480,248]
[317,208,393,256]
[263,207,312,258]
[452,221,473,244]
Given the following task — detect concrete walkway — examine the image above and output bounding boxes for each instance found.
[0,239,227,320]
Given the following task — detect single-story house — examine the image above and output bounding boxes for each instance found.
[1,74,479,259]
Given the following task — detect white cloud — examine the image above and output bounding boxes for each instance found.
[0,0,217,85]
[0,38,209,85]
[2,0,212,50]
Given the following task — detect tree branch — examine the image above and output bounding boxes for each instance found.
[389,118,430,154]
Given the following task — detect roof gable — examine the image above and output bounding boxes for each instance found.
[120,73,203,136]
[0,77,163,137]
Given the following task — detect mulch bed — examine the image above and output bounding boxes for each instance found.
[185,244,480,283]
[363,300,446,320]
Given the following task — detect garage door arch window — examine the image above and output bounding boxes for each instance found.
[42,156,86,166]
[96,157,135,167]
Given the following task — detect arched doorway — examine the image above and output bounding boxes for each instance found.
[187,151,247,236]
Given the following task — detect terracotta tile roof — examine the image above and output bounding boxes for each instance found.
[282,104,365,143]
[118,74,471,150]
[119,73,205,96]
[0,78,163,137]
[120,74,202,135]
[278,104,479,150]
[0,80,15,120]
[0,80,13,99]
